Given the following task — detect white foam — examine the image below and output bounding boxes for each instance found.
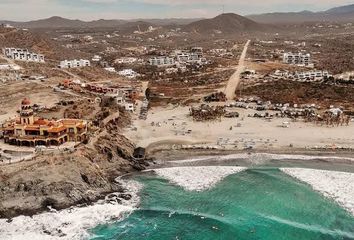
[281,168,354,216]
[152,166,246,191]
[0,180,142,240]
[170,153,354,164]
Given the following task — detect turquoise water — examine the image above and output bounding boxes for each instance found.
[90,169,354,240]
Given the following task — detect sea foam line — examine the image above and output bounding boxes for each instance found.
[151,166,246,191]
[0,180,142,240]
[169,153,354,164]
[281,168,354,216]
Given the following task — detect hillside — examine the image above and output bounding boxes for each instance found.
[184,13,268,34]
[0,27,88,60]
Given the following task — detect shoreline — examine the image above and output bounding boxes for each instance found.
[149,148,354,163]
[1,148,353,219]
[1,150,354,239]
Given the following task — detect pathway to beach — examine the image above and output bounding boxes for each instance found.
[224,39,250,100]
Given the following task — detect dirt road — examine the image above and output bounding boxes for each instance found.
[224,40,250,100]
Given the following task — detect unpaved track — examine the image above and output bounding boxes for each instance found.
[224,40,250,100]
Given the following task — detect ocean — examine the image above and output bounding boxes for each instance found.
[89,168,354,240]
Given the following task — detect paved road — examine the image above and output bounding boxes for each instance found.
[224,40,251,100]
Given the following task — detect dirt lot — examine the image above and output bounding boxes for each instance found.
[242,80,354,109]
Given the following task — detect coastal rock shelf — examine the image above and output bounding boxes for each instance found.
[281,168,354,216]
[153,166,246,191]
[0,180,141,240]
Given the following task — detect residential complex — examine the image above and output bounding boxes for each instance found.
[58,59,91,69]
[149,56,175,67]
[294,70,330,80]
[283,52,311,66]
[2,48,45,63]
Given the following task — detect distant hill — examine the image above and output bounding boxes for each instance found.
[183,13,268,34]
[0,16,202,29]
[0,16,127,29]
[248,4,354,24]
[133,18,204,26]
[2,3,353,29]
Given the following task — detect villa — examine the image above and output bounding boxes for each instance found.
[1,98,88,147]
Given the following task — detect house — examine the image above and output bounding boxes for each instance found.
[125,103,134,112]
[105,90,126,105]
[58,59,91,69]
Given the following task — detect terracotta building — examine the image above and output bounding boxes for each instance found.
[1,98,88,147]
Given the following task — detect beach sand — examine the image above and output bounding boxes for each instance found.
[125,105,354,152]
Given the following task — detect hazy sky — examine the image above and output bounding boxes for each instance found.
[1,0,353,21]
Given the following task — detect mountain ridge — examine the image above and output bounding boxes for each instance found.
[248,4,354,24]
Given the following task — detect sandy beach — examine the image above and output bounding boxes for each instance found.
[125,105,354,152]
[281,168,354,216]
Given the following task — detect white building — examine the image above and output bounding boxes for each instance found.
[2,24,14,28]
[118,69,138,79]
[149,56,175,67]
[104,67,116,73]
[115,57,137,64]
[294,70,330,80]
[58,59,91,69]
[92,55,102,62]
[3,48,45,63]
[191,47,203,57]
[83,35,93,41]
[172,48,203,64]
[283,52,311,66]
